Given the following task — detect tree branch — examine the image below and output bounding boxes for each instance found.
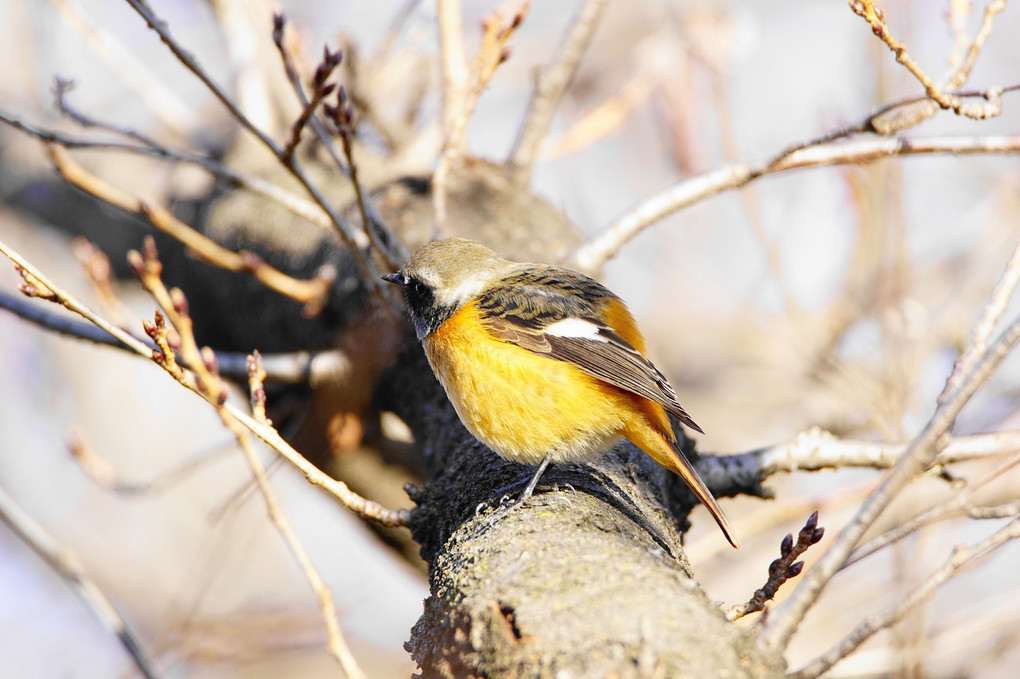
[0,483,160,679]
[567,133,1020,273]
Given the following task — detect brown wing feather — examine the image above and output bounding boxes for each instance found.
[482,312,704,434]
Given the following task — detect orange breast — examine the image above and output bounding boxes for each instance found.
[424,302,644,466]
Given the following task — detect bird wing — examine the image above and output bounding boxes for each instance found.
[476,271,703,434]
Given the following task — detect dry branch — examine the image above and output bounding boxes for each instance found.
[788,516,1020,679]
[0,237,409,527]
[567,133,1020,273]
[0,483,159,679]
[123,0,384,296]
[508,0,608,185]
[46,144,336,315]
[758,247,1020,652]
[726,512,824,622]
[432,2,529,230]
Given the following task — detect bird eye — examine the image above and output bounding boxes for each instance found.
[413,280,426,296]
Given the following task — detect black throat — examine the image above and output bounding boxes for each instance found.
[402,277,458,340]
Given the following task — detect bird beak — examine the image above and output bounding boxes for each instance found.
[381,273,404,286]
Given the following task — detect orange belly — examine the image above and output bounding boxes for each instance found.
[424,302,646,466]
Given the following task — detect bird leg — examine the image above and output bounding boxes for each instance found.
[518,455,552,502]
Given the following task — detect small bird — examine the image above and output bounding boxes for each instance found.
[383,238,739,548]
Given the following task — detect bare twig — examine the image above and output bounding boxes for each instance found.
[248,350,270,424]
[325,87,408,268]
[939,242,1020,404]
[0,483,160,679]
[788,517,1020,679]
[0,236,408,528]
[567,133,1020,273]
[130,240,369,677]
[432,2,529,230]
[0,107,339,235]
[122,0,384,296]
[46,144,336,316]
[507,0,608,186]
[0,288,350,384]
[849,0,1006,120]
[844,449,1020,567]
[272,15,406,269]
[758,252,1020,652]
[732,427,1020,477]
[280,46,342,163]
[726,511,825,622]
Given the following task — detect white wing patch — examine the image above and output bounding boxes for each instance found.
[544,317,607,341]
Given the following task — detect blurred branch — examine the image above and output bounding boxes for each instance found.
[45,0,194,134]
[939,242,1020,404]
[432,2,529,230]
[46,144,336,316]
[567,132,1020,273]
[128,243,367,679]
[788,516,1020,679]
[507,0,608,186]
[69,429,233,496]
[0,236,408,528]
[735,427,1020,476]
[758,246,1020,653]
[436,0,468,134]
[844,449,1020,567]
[0,289,351,384]
[0,483,159,679]
[0,107,337,235]
[122,0,385,297]
[726,511,824,622]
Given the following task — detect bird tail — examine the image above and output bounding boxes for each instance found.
[642,434,741,549]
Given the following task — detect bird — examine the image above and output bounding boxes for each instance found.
[382,237,739,548]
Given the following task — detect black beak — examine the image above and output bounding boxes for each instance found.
[381,273,404,286]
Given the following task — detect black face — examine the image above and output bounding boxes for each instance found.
[382,272,452,340]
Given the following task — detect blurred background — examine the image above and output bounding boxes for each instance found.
[1,0,1019,677]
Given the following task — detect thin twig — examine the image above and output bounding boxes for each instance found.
[0,289,350,384]
[732,426,1020,477]
[0,107,338,235]
[0,483,160,679]
[758,299,1020,652]
[46,144,336,315]
[726,511,824,622]
[567,133,1020,273]
[788,516,1020,679]
[849,0,1006,120]
[844,449,1020,567]
[507,0,608,186]
[0,237,407,528]
[271,14,405,269]
[122,0,384,297]
[432,2,529,230]
[939,242,1020,404]
[279,46,341,163]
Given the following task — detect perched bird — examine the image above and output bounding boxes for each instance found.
[383,238,739,548]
